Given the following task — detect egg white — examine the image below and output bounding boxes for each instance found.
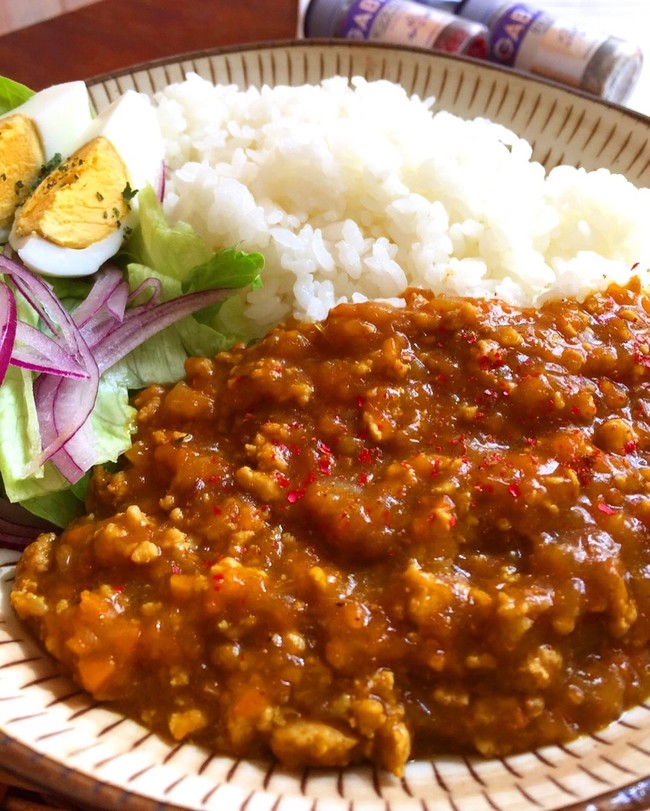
[5,81,93,160]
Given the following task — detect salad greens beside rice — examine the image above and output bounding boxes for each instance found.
[1,71,649,533]
[0,76,263,529]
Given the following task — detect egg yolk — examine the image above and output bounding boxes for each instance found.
[13,135,131,249]
[0,114,45,230]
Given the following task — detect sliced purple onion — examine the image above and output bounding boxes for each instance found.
[0,255,80,350]
[93,286,230,373]
[12,321,90,379]
[71,265,127,330]
[0,282,17,386]
[0,497,57,550]
[0,251,236,486]
[26,343,99,480]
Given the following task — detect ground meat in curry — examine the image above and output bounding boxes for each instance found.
[11,280,650,775]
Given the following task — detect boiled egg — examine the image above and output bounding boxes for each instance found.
[0,81,93,241]
[9,89,164,277]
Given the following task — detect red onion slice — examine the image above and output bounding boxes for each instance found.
[12,321,90,379]
[0,282,17,386]
[0,497,57,550]
[71,265,128,330]
[93,286,231,373]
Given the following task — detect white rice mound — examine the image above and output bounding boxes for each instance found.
[154,73,650,332]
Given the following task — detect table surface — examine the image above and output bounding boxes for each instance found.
[0,0,300,89]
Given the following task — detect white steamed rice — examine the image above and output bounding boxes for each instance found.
[153,73,650,332]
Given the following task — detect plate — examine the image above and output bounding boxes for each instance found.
[2,39,650,811]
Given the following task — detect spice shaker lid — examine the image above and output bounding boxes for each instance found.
[455,0,501,26]
[303,0,343,37]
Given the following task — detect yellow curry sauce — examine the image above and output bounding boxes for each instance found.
[11,281,650,774]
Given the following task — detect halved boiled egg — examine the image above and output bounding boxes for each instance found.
[0,81,93,241]
[9,89,165,277]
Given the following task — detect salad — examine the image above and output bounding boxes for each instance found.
[0,76,263,545]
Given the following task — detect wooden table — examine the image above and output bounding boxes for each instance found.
[0,0,299,90]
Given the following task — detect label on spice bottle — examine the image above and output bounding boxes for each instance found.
[340,0,450,48]
[487,3,604,87]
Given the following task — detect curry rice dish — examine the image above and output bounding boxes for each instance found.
[11,280,650,774]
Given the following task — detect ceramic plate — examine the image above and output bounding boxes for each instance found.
[2,40,650,811]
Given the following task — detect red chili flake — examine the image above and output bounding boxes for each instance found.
[213,572,225,581]
[356,396,365,408]
[113,585,124,592]
[358,448,373,465]
[479,352,504,370]
[274,472,291,488]
[317,440,332,456]
[435,374,447,383]
[318,458,332,475]
[507,482,521,499]
[212,505,222,516]
[289,443,303,456]
[171,564,182,575]
[448,433,466,446]
[242,411,255,422]
[597,503,618,515]
[449,515,457,528]
[287,489,305,503]
[570,405,582,416]
[302,471,317,486]
[357,472,370,486]
[208,474,222,484]
[465,332,477,345]
[525,437,538,446]
[624,440,638,453]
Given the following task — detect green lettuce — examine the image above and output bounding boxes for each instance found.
[1,184,263,525]
[0,76,33,115]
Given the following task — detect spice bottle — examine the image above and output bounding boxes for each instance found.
[303,0,489,59]
[453,0,643,103]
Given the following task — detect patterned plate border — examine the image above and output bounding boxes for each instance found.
[2,39,650,811]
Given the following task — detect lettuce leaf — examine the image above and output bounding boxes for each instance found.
[3,184,263,524]
[0,76,33,115]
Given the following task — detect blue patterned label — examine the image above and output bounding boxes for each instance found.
[340,0,389,40]
[488,3,543,66]
[339,0,452,46]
